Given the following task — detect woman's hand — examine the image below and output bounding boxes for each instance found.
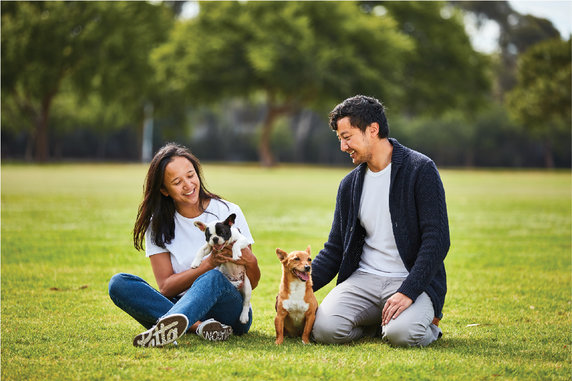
[207,246,234,267]
[208,243,260,290]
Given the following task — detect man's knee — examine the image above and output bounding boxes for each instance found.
[383,320,432,347]
[311,314,353,344]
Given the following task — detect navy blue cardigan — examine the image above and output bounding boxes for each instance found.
[312,138,450,318]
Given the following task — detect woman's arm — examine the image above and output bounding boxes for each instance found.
[234,245,260,289]
[150,251,225,298]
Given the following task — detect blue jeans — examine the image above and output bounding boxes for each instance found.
[108,270,252,335]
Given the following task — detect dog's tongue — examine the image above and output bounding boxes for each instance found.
[295,270,310,282]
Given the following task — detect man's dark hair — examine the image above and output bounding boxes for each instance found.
[328,95,389,138]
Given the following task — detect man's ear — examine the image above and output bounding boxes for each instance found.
[368,122,379,138]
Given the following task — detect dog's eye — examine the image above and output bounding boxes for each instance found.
[308,258,312,262]
[294,257,300,261]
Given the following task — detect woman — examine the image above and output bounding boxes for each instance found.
[109,143,260,347]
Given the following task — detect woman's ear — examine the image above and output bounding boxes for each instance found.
[160,187,169,197]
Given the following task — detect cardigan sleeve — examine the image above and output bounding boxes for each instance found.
[397,160,450,301]
[311,182,346,291]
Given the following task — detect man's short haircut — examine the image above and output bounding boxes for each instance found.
[328,95,389,138]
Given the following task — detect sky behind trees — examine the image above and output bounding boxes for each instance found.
[466,0,571,53]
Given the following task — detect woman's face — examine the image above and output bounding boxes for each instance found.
[160,156,201,215]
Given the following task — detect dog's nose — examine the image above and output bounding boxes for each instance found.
[304,265,311,272]
[213,237,219,244]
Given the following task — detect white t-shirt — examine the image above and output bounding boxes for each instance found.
[145,198,254,275]
[358,164,409,277]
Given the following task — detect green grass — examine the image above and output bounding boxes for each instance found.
[2,163,570,380]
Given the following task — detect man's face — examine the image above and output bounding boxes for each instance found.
[336,117,373,166]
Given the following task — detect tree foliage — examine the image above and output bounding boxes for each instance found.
[379,1,491,115]
[3,1,565,168]
[505,38,571,167]
[454,1,561,96]
[1,1,173,161]
[153,1,413,166]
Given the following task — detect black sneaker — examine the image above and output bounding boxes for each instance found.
[133,314,189,347]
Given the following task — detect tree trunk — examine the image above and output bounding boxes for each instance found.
[25,132,35,162]
[34,95,54,162]
[294,109,313,162]
[544,139,555,168]
[259,106,279,167]
[34,109,49,162]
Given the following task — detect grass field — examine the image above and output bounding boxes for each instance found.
[1,163,570,380]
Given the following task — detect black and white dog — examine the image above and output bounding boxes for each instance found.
[192,213,251,324]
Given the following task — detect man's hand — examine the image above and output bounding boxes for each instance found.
[382,292,413,325]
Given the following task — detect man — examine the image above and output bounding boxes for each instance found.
[311,95,450,347]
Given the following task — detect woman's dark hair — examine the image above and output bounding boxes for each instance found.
[133,143,222,251]
[328,95,389,138]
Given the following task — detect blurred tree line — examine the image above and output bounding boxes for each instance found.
[2,1,570,167]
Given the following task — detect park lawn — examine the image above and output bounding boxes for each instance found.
[1,163,570,380]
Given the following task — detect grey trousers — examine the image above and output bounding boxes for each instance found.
[312,270,442,347]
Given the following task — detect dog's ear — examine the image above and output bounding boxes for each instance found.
[276,248,288,262]
[224,213,237,226]
[194,221,207,232]
[306,245,311,255]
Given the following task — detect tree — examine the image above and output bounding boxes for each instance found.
[377,1,491,116]
[152,1,413,166]
[1,2,173,161]
[360,1,491,165]
[454,1,561,98]
[505,38,571,168]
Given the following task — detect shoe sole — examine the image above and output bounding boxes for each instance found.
[199,321,233,341]
[133,314,189,347]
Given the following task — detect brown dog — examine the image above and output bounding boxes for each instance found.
[275,246,318,344]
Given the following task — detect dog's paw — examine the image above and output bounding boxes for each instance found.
[239,311,249,324]
[275,337,284,345]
